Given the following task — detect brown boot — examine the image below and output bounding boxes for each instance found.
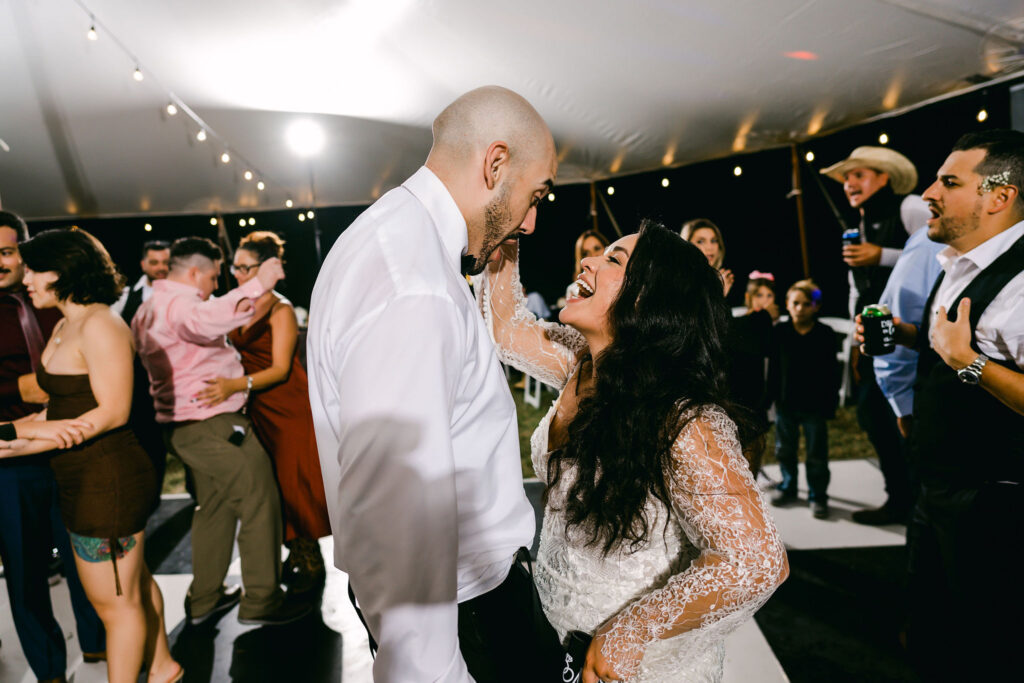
[283,538,326,595]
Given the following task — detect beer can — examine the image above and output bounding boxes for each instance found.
[842,228,861,247]
[861,304,895,355]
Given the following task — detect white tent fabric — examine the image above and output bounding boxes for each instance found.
[1,0,1022,219]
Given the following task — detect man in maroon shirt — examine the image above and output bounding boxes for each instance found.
[0,210,104,682]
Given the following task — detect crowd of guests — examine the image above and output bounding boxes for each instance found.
[0,102,1021,682]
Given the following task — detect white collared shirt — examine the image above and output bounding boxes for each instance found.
[307,167,534,682]
[110,274,153,316]
[928,220,1024,367]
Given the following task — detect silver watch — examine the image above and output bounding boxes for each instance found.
[957,354,988,385]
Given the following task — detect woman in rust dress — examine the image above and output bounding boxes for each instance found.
[196,231,331,592]
[1,228,180,683]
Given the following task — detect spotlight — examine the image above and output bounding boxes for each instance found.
[285,199,293,208]
[221,152,231,164]
[256,181,265,191]
[306,210,315,219]
[248,217,255,226]
[661,178,670,188]
[298,213,306,222]
[733,166,743,176]
[144,223,152,232]
[243,170,253,181]
[133,67,144,82]
[87,26,98,41]
[238,219,246,227]
[607,186,615,196]
[166,103,178,116]
[196,129,207,142]
[878,132,889,145]
[977,109,989,122]
[285,119,325,158]
[209,217,218,226]
[547,193,555,202]
[805,151,815,162]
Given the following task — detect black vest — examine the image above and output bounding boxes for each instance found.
[911,232,1024,486]
[120,284,146,325]
[851,187,910,312]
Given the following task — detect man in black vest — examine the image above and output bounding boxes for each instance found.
[821,147,931,524]
[112,240,171,489]
[861,130,1024,680]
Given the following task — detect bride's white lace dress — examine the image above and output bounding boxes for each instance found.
[475,252,788,682]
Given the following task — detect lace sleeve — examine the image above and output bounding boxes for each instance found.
[472,244,586,390]
[599,407,789,678]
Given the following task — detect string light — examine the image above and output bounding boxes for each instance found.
[977,109,989,122]
[805,151,815,162]
[132,67,143,82]
[607,186,615,196]
[220,152,231,164]
[144,223,152,232]
[209,217,218,226]
[248,217,255,226]
[196,129,207,142]
[243,170,253,181]
[166,103,177,116]
[878,132,889,145]
[238,218,246,227]
[256,181,265,191]
[298,213,306,222]
[547,193,555,202]
[661,178,670,188]
[87,26,98,41]
[733,166,743,176]
[285,199,293,208]
[306,210,315,219]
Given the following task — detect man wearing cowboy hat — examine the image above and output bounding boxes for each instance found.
[821,146,931,526]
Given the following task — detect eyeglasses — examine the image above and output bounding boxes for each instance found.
[230,263,260,276]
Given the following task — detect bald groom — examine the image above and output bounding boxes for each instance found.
[308,87,558,681]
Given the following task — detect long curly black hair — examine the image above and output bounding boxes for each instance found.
[545,220,757,555]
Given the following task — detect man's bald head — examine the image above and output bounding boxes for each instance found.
[429,85,554,170]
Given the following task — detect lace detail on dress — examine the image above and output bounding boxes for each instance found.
[472,245,585,390]
[533,405,787,682]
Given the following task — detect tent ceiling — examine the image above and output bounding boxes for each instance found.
[1,0,1022,219]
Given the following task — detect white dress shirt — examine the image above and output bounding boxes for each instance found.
[110,274,154,316]
[928,220,1024,368]
[307,166,535,682]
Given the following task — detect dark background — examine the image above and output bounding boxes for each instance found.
[29,76,1021,318]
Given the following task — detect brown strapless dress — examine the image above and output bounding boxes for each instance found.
[37,367,158,539]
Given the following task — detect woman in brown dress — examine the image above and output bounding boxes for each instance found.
[196,231,331,592]
[0,229,181,683]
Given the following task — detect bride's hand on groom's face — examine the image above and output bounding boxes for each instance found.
[582,628,636,683]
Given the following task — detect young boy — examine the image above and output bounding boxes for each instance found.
[768,280,840,519]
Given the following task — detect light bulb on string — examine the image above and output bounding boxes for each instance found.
[607,186,615,196]
[977,109,988,122]
[87,26,98,41]
[285,199,293,208]
[209,217,218,226]
[547,193,555,202]
[307,210,315,219]
[248,217,255,226]
[733,166,743,176]
[238,219,246,227]
[166,103,178,116]
[805,151,815,162]
[878,132,889,145]
[243,171,253,181]
[196,129,207,142]
[298,213,306,222]
[133,67,144,82]
[661,178,670,188]
[144,223,152,232]
[256,181,265,191]
[221,152,231,164]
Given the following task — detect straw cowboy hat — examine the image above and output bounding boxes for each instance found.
[820,146,918,195]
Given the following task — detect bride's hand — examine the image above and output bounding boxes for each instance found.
[582,626,639,683]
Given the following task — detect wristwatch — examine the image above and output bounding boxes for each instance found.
[957,354,988,385]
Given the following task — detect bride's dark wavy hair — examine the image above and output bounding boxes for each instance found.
[546,220,756,555]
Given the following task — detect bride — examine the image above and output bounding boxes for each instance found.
[476,221,788,682]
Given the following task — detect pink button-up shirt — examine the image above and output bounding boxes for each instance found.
[133,277,266,423]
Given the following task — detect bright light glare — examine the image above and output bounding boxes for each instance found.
[221,152,231,164]
[661,178,670,188]
[256,181,265,191]
[248,218,255,226]
[133,68,144,82]
[87,26,98,41]
[196,129,207,142]
[733,166,743,176]
[805,151,815,162]
[307,210,315,219]
[977,109,988,122]
[285,199,294,208]
[209,217,218,226]
[238,219,246,227]
[298,213,306,222]
[878,133,889,145]
[166,103,178,116]
[244,170,253,180]
[547,193,555,202]
[607,186,615,196]
[144,223,152,231]
[286,120,325,157]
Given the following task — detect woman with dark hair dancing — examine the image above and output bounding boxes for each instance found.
[0,229,181,683]
[476,221,787,682]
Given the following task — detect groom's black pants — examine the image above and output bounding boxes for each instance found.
[906,480,1021,681]
[457,551,564,683]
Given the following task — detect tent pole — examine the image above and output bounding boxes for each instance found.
[790,145,811,278]
[589,182,599,233]
[309,165,323,266]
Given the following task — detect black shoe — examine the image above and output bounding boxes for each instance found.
[238,596,314,626]
[811,500,830,519]
[770,489,799,507]
[284,538,327,596]
[851,504,907,526]
[186,584,242,626]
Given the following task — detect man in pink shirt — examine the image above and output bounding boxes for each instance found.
[133,237,310,626]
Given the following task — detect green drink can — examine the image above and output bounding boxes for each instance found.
[861,304,895,356]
